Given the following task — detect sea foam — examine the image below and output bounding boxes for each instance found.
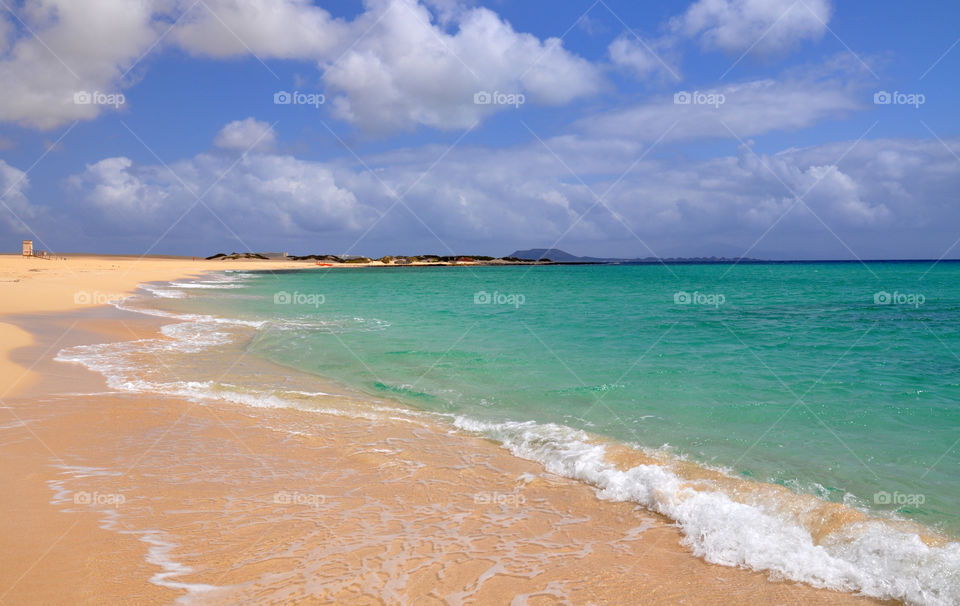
[452,417,960,606]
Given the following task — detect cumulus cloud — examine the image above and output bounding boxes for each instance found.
[64,131,960,259]
[70,150,368,239]
[0,0,157,128]
[214,118,276,151]
[171,0,348,59]
[671,0,833,55]
[69,156,173,220]
[321,0,604,132]
[568,136,959,259]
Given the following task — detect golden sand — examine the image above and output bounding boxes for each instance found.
[0,254,891,604]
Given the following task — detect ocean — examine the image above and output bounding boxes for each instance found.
[57,262,960,605]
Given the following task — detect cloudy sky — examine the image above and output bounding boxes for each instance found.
[0,0,957,259]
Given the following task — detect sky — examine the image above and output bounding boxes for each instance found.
[0,0,958,260]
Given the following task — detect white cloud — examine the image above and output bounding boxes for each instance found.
[64,133,960,259]
[671,0,833,55]
[214,118,276,151]
[0,0,157,129]
[321,0,603,132]
[171,0,348,59]
[0,0,350,128]
[608,35,678,80]
[0,0,603,133]
[580,59,864,141]
[70,157,172,219]
[71,151,368,238]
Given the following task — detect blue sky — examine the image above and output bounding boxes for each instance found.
[0,0,958,259]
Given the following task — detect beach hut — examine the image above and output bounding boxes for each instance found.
[21,240,32,256]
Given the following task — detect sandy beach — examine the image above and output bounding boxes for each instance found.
[0,254,891,604]
[2,0,954,601]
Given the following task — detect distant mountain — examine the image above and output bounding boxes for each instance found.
[509,248,764,264]
[509,248,607,262]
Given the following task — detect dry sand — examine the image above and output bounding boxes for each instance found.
[0,254,892,604]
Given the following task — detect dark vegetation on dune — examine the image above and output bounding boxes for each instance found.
[206,252,555,264]
[206,252,269,260]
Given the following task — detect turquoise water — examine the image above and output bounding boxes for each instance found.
[163,262,960,536]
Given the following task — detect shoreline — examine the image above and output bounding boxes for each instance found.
[0,254,322,397]
[0,255,896,604]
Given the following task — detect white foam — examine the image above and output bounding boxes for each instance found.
[267,316,391,333]
[57,277,402,423]
[453,417,960,606]
[116,296,268,328]
[139,284,187,299]
[169,282,247,289]
[55,334,397,423]
[47,465,220,602]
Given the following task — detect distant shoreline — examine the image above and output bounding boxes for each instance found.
[4,252,958,267]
